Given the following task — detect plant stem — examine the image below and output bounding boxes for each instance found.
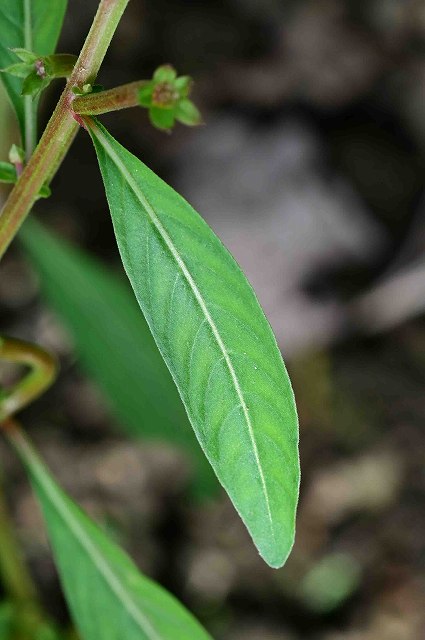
[2,418,38,467]
[0,0,131,261]
[0,472,38,604]
[0,337,58,422]
[73,80,147,115]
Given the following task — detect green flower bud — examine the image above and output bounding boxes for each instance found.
[137,64,202,132]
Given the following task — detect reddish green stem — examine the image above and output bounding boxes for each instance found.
[0,0,131,260]
[73,80,148,115]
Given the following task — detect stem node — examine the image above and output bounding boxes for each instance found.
[0,0,131,260]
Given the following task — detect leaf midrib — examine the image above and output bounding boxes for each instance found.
[29,454,162,640]
[91,122,275,540]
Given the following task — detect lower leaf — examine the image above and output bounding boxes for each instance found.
[10,430,212,640]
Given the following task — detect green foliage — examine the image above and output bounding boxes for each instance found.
[15,433,212,640]
[138,65,202,131]
[20,218,217,496]
[8,143,25,166]
[72,83,104,97]
[0,162,16,184]
[0,160,50,198]
[2,50,77,98]
[88,120,300,568]
[0,0,68,144]
[0,0,301,635]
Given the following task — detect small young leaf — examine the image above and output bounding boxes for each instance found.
[175,99,202,127]
[45,52,76,78]
[37,183,51,199]
[10,47,37,63]
[149,107,175,131]
[8,143,25,165]
[0,160,50,197]
[1,62,32,78]
[13,433,212,640]
[0,0,68,145]
[174,75,192,96]
[72,83,103,96]
[21,70,49,97]
[0,162,16,183]
[88,120,300,568]
[153,64,177,83]
[20,218,217,497]
[3,52,76,100]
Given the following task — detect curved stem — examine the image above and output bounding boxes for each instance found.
[0,0,131,260]
[0,337,58,422]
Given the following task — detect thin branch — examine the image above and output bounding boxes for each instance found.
[73,80,147,115]
[0,0,131,260]
[0,337,58,422]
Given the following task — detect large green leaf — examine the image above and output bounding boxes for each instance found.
[88,119,300,568]
[12,432,212,640]
[0,0,68,147]
[20,218,217,497]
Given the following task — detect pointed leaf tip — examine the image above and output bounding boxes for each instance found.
[87,120,300,568]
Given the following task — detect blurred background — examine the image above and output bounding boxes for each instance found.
[1,0,425,637]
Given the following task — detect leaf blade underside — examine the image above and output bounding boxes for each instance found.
[20,218,217,497]
[88,120,300,568]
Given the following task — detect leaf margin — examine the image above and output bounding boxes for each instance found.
[87,118,300,568]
